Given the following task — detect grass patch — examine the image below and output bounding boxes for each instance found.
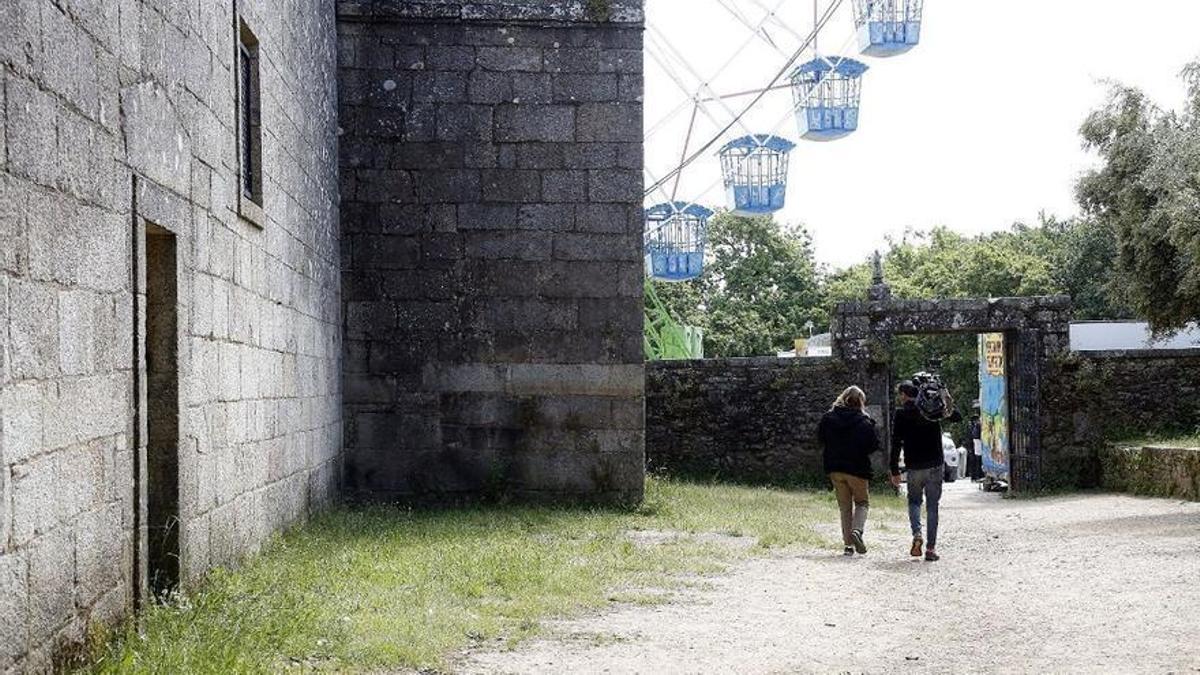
[86,478,899,673]
[1134,433,1200,449]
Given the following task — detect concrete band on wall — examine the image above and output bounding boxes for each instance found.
[0,0,342,668]
[336,0,647,503]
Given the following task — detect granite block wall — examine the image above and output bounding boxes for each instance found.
[337,0,646,504]
[1042,349,1200,489]
[645,346,1200,491]
[0,0,342,668]
[646,357,860,484]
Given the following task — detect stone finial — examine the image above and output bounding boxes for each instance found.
[868,249,891,301]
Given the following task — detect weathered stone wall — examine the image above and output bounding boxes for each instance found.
[1099,445,1200,501]
[645,343,1200,492]
[1042,349,1200,489]
[0,0,342,668]
[337,0,646,503]
[646,357,859,484]
[834,295,1072,491]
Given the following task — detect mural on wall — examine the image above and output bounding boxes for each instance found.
[978,333,1010,481]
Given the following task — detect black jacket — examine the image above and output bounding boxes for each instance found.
[818,406,881,480]
[890,402,962,474]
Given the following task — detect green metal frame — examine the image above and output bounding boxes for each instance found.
[644,282,703,360]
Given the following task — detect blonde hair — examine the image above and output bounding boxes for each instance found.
[833,385,867,411]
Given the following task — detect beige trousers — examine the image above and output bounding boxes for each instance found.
[829,472,870,546]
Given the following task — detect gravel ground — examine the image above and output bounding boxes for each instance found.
[460,482,1200,674]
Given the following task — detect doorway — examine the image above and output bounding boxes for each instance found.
[140,222,179,597]
[889,333,979,483]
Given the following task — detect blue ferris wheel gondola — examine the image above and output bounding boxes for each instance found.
[853,0,923,57]
[790,56,869,142]
[644,201,712,282]
[718,135,797,216]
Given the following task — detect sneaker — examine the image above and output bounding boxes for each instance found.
[910,536,923,558]
[851,529,867,554]
[843,546,855,557]
[925,549,940,562]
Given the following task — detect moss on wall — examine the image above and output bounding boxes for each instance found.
[1100,445,1200,501]
[586,0,612,21]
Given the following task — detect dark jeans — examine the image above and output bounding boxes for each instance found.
[907,466,943,548]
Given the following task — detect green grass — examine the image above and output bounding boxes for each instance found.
[1142,434,1200,449]
[1118,432,1200,449]
[86,478,900,674]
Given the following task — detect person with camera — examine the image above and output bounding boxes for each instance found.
[889,375,962,562]
[818,386,880,556]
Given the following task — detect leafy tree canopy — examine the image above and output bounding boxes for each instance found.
[825,219,1126,317]
[651,212,825,358]
[1077,62,1200,331]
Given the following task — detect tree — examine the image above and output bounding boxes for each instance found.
[1043,215,1132,320]
[824,219,1128,319]
[651,212,826,357]
[822,219,1129,420]
[1078,63,1200,331]
[826,223,1060,304]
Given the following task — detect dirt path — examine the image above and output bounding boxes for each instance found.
[460,482,1200,674]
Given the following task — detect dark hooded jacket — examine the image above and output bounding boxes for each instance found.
[818,406,881,480]
[890,401,962,475]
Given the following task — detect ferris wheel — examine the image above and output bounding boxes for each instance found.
[643,0,924,286]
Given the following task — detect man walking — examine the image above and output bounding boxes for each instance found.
[889,380,961,561]
[967,402,984,481]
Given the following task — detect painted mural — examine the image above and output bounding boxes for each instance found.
[978,333,1010,480]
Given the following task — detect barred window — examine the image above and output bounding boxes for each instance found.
[237,19,263,212]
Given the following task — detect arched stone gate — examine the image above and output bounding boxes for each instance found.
[831,280,1072,491]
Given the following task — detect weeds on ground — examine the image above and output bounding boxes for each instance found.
[86,478,899,674]
[1132,433,1200,449]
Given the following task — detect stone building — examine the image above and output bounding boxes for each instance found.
[0,0,646,669]
[337,0,645,504]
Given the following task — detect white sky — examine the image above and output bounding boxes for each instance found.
[644,0,1200,268]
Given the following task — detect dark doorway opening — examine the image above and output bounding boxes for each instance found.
[142,222,180,596]
[889,333,977,482]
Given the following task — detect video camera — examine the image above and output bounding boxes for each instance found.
[910,367,949,422]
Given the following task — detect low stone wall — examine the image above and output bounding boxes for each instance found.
[648,348,1200,492]
[1099,445,1200,501]
[1042,349,1200,489]
[646,357,862,484]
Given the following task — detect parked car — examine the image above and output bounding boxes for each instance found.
[942,433,960,482]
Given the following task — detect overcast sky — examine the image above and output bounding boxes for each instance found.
[643,0,1200,268]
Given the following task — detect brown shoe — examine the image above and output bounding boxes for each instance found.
[910,536,923,557]
[925,549,940,562]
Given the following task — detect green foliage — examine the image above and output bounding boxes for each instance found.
[644,282,701,360]
[891,333,978,440]
[824,220,1129,415]
[87,479,900,673]
[1077,62,1200,331]
[653,212,826,357]
[825,220,1126,314]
